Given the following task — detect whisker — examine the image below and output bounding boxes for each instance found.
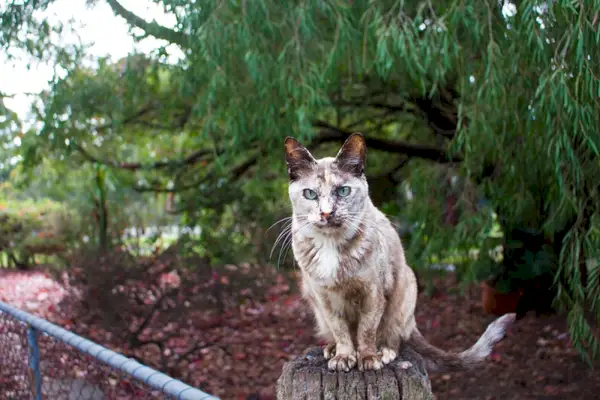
[277,221,312,268]
[266,216,294,233]
[344,218,366,238]
[267,214,310,232]
[344,218,364,236]
[269,212,314,261]
[277,232,293,267]
[270,223,293,259]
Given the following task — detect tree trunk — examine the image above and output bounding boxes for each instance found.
[277,346,433,400]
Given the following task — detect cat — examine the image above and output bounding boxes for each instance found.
[284,132,515,372]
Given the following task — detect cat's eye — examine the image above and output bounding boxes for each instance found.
[303,189,318,200]
[336,186,351,197]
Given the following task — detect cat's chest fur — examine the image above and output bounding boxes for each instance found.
[310,237,340,283]
[294,234,364,286]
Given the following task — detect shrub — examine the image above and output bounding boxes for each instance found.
[0,197,79,268]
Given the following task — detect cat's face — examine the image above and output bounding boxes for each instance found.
[284,133,369,234]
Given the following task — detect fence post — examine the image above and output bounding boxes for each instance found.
[27,325,43,400]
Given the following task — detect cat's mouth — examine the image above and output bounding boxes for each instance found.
[314,219,343,229]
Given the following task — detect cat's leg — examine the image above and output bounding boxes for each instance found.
[316,293,357,372]
[303,281,337,360]
[356,288,386,371]
[377,334,412,368]
[377,267,418,368]
[379,320,414,369]
[377,318,410,365]
[311,300,336,359]
[327,318,357,371]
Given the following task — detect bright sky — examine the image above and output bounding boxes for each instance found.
[1,0,183,121]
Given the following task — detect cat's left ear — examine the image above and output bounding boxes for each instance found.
[284,137,317,181]
[335,132,367,176]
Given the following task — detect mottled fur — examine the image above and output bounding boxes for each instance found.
[284,133,515,372]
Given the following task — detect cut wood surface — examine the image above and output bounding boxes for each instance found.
[277,346,433,400]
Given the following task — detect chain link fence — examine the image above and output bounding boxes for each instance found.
[0,301,218,400]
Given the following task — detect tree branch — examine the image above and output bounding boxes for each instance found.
[333,99,409,114]
[132,153,259,193]
[128,288,175,349]
[92,105,157,133]
[105,0,189,47]
[104,105,193,132]
[73,143,215,171]
[385,157,410,179]
[230,155,263,181]
[219,119,461,184]
[311,121,462,163]
[133,173,215,193]
[411,94,457,139]
[332,83,459,140]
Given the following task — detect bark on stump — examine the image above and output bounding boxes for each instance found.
[277,346,433,400]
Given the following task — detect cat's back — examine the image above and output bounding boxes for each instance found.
[370,206,402,244]
[369,206,409,271]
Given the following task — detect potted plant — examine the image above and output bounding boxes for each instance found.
[473,249,524,316]
[479,268,524,316]
[474,227,557,316]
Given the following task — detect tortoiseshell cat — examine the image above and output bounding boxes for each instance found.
[284,133,514,372]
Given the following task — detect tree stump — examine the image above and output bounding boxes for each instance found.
[277,346,433,400]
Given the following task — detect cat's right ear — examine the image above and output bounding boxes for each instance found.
[284,137,316,181]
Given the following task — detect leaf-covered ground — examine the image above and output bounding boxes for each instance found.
[1,264,599,400]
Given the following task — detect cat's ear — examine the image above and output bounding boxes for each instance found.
[335,132,367,176]
[284,137,316,181]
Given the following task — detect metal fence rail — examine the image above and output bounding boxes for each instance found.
[0,301,219,400]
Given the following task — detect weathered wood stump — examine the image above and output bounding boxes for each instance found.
[277,346,433,400]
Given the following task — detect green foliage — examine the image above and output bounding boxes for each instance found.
[2,0,599,360]
[0,191,79,266]
[0,98,21,182]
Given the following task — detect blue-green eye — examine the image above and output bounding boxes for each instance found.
[336,186,351,197]
[303,189,318,200]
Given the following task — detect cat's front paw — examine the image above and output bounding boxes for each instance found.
[357,352,383,371]
[323,343,336,360]
[378,347,397,365]
[328,352,357,372]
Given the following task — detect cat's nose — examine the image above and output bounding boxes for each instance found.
[320,210,334,221]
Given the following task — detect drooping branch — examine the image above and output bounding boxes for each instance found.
[368,157,411,205]
[120,119,459,193]
[222,122,460,184]
[333,99,409,113]
[73,143,215,171]
[411,91,459,139]
[105,0,189,48]
[120,105,193,131]
[312,120,462,163]
[333,83,460,141]
[91,105,157,132]
[230,153,266,182]
[384,157,410,181]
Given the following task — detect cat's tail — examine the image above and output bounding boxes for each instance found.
[407,313,516,372]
